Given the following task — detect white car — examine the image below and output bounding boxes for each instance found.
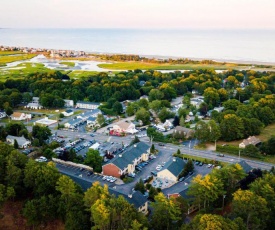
[102,176,107,181]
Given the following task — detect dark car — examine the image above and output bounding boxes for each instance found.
[189,171,194,175]
[179,177,185,182]
[217,154,225,157]
[151,171,157,176]
[87,171,93,176]
[158,143,165,146]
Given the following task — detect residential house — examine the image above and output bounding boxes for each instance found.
[77,109,101,121]
[87,117,97,127]
[239,136,261,148]
[25,102,43,110]
[173,126,195,139]
[190,97,204,108]
[167,189,198,214]
[11,112,31,121]
[62,109,74,117]
[6,135,31,149]
[76,101,100,110]
[0,111,7,119]
[102,142,150,178]
[62,176,148,214]
[157,157,185,182]
[64,118,82,129]
[64,99,74,107]
[109,189,148,214]
[112,121,138,135]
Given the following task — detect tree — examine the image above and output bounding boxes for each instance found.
[261,136,275,155]
[223,99,242,111]
[131,135,140,145]
[84,149,102,173]
[32,125,52,145]
[194,121,209,143]
[220,114,244,141]
[212,163,246,198]
[158,108,174,123]
[56,175,77,205]
[135,107,150,125]
[173,116,180,127]
[149,89,164,101]
[13,139,19,149]
[149,100,163,113]
[203,87,220,107]
[183,214,243,230]
[151,193,182,230]
[208,120,221,144]
[179,116,185,127]
[249,174,275,230]
[232,189,269,230]
[134,179,146,194]
[96,113,105,126]
[188,174,224,210]
[112,101,123,114]
[242,118,263,137]
[59,113,65,118]
[5,107,13,116]
[150,144,155,153]
[84,182,109,208]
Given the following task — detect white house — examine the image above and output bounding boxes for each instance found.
[6,135,31,149]
[62,109,74,117]
[239,136,261,149]
[25,102,43,110]
[11,112,31,121]
[76,101,100,110]
[112,121,138,134]
[157,157,185,182]
[64,99,74,107]
[87,117,97,127]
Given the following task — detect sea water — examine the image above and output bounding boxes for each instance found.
[0,28,275,63]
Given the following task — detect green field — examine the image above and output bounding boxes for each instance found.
[0,51,24,56]
[60,61,75,67]
[97,61,251,71]
[0,63,50,81]
[67,70,100,79]
[0,53,37,67]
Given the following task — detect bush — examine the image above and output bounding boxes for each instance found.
[216,144,263,159]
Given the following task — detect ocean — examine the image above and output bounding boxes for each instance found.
[1,28,275,63]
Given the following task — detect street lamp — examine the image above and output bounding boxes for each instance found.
[209,125,217,151]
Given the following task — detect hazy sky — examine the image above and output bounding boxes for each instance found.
[1,0,275,29]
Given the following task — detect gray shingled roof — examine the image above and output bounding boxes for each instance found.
[161,157,185,177]
[65,174,147,209]
[238,160,253,173]
[107,142,149,170]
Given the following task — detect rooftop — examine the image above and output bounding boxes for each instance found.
[161,157,185,178]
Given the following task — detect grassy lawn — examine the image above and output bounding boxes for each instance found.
[256,123,275,142]
[60,61,75,67]
[0,54,37,66]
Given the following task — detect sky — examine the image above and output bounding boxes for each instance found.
[1,0,275,29]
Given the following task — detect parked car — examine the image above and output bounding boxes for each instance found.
[151,171,157,176]
[158,143,165,146]
[179,177,185,182]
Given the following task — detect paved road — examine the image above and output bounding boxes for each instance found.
[157,143,274,170]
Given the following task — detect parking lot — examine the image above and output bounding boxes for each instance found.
[55,163,118,187]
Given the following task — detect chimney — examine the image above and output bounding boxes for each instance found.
[173,158,176,162]
[128,194,132,198]
[119,154,122,157]
[134,145,137,147]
